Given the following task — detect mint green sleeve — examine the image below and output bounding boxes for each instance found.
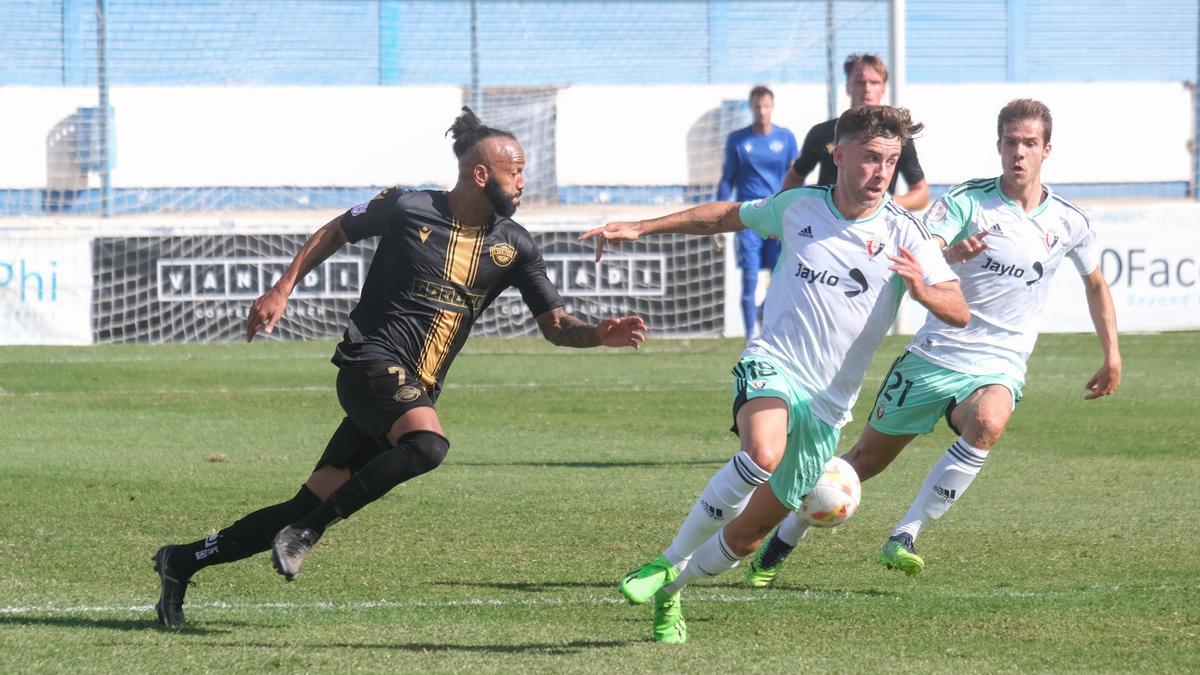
[738,195,784,239]
[922,192,971,246]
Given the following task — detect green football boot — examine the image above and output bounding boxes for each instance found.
[877,533,925,576]
[652,588,687,644]
[619,555,678,605]
[743,554,779,588]
[743,529,795,588]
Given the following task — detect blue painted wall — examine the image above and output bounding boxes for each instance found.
[2,0,1194,87]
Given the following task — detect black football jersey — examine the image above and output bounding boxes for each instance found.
[331,188,563,396]
[792,117,925,192]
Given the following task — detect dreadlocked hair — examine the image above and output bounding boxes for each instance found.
[446,107,517,158]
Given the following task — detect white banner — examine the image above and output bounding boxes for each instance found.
[0,235,93,345]
[1040,217,1198,334]
[897,201,1200,335]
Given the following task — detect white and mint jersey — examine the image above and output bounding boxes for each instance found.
[912,177,1099,382]
[739,186,957,429]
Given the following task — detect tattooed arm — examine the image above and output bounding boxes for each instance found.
[535,307,647,349]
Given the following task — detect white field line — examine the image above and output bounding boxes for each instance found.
[0,592,765,617]
[0,584,1169,618]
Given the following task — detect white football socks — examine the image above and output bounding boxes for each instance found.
[663,530,743,595]
[663,451,770,567]
[775,510,810,546]
[892,437,988,540]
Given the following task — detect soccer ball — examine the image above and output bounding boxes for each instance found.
[798,456,861,528]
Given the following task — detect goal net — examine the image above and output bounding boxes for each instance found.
[81,219,726,344]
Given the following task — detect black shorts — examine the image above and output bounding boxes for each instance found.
[314,362,436,472]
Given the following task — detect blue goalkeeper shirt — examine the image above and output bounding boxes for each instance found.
[717,125,799,201]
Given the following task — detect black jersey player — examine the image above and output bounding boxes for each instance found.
[152,108,647,627]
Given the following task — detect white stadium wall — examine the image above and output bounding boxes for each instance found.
[557,82,1192,188]
[2,84,1197,344]
[0,87,95,189]
[0,86,463,189]
[0,83,1190,190]
[554,84,828,187]
[903,82,1193,187]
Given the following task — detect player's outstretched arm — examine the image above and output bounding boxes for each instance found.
[888,246,969,328]
[578,202,744,262]
[534,307,647,349]
[1081,267,1121,399]
[245,215,349,341]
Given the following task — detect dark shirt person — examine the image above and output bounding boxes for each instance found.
[782,53,930,211]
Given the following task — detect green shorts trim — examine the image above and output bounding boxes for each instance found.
[867,351,1024,436]
[731,356,841,511]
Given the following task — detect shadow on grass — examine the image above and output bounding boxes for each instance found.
[451,458,722,469]
[434,579,896,599]
[0,614,235,635]
[204,638,635,655]
[336,639,633,655]
[433,580,615,592]
[704,581,896,598]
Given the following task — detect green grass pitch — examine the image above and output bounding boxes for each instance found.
[0,333,1197,672]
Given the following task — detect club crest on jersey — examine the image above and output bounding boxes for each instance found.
[824,142,836,155]
[928,200,948,222]
[865,239,886,258]
[395,386,421,403]
[419,226,432,243]
[489,243,517,267]
[769,139,785,153]
[1044,232,1061,251]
